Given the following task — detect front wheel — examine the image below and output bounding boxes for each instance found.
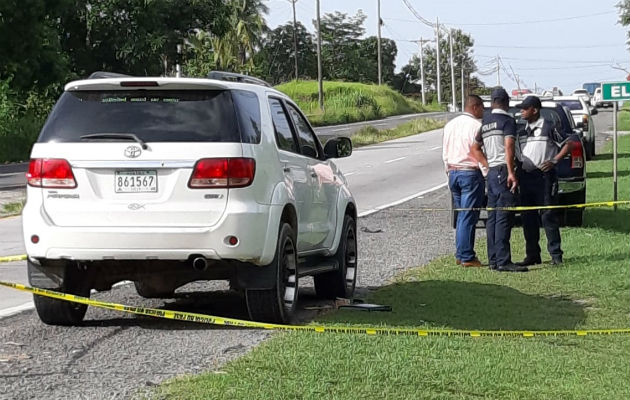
[246,223,298,324]
[314,214,358,300]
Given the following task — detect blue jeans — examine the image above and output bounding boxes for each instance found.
[449,170,485,262]
[486,165,516,267]
[519,169,563,260]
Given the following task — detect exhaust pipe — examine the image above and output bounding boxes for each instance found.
[192,257,208,272]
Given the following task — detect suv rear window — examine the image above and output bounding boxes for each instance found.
[555,100,584,111]
[38,89,261,144]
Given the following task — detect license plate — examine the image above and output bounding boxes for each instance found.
[115,170,157,193]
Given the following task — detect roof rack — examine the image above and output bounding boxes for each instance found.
[88,71,132,79]
[207,71,271,87]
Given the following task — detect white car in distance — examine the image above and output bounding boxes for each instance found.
[554,95,597,159]
[22,71,358,325]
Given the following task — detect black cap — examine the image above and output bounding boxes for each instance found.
[491,88,510,102]
[516,96,542,109]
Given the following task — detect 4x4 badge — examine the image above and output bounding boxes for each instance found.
[124,145,142,158]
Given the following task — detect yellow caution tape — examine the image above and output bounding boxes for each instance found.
[1,280,629,338]
[0,255,26,263]
[390,200,630,213]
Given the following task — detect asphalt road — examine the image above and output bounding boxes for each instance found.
[0,110,621,399]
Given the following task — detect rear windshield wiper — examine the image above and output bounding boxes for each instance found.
[80,133,148,149]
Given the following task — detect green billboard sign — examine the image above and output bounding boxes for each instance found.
[602,82,630,101]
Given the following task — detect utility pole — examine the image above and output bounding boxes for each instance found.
[436,18,441,104]
[290,0,299,81]
[509,65,520,92]
[316,0,324,110]
[377,0,382,85]
[496,55,501,87]
[449,29,456,111]
[461,60,465,112]
[419,39,426,105]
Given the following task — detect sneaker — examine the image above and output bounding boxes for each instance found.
[496,263,529,272]
[551,257,563,265]
[461,258,483,267]
[515,257,542,267]
[456,259,461,265]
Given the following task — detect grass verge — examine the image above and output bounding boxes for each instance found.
[1,201,24,216]
[153,138,630,400]
[276,80,443,127]
[351,118,446,147]
[617,102,629,130]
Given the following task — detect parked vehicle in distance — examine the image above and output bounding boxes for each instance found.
[582,82,600,96]
[554,95,597,160]
[481,99,587,226]
[22,71,358,326]
[591,87,614,108]
[512,88,532,97]
[572,89,591,105]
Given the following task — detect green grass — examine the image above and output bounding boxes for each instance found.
[618,103,629,130]
[1,201,24,216]
[276,80,444,126]
[351,118,446,147]
[153,138,630,400]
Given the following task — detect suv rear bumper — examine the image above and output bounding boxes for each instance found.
[22,200,283,266]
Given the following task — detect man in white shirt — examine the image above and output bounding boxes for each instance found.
[442,95,488,267]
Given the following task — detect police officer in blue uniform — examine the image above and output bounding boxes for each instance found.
[515,96,574,266]
[474,88,527,272]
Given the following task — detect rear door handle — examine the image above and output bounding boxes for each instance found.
[283,167,291,173]
[310,172,318,178]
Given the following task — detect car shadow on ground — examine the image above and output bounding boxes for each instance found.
[584,208,630,234]
[320,280,586,331]
[586,170,630,179]
[590,152,630,161]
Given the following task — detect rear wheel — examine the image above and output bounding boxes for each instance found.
[246,223,298,324]
[314,215,358,300]
[562,190,585,227]
[29,260,90,326]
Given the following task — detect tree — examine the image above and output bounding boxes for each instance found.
[356,37,397,84]
[316,10,367,81]
[0,0,69,92]
[253,22,317,84]
[56,0,231,77]
[208,0,269,73]
[397,29,477,103]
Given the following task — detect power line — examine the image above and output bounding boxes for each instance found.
[476,55,627,64]
[476,44,624,50]
[384,10,616,26]
[442,10,616,26]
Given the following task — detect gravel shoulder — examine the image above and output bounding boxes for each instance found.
[0,187,456,400]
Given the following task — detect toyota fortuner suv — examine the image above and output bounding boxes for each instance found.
[23,72,357,326]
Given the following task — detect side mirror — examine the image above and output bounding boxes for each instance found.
[576,122,585,129]
[590,108,598,115]
[324,137,353,159]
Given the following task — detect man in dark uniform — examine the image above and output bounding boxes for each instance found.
[515,96,573,266]
[474,88,526,272]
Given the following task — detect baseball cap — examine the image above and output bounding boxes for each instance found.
[516,96,542,109]
[491,88,510,102]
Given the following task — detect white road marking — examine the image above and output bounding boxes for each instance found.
[0,172,23,177]
[331,128,349,132]
[430,146,442,151]
[344,172,357,177]
[373,123,389,127]
[0,280,134,320]
[384,157,407,164]
[0,301,34,319]
[358,182,448,218]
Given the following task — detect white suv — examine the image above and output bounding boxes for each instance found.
[23,72,357,325]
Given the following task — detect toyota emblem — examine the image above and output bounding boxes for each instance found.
[124,145,142,158]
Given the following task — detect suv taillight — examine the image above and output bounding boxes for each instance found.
[27,158,77,188]
[571,142,584,169]
[188,158,256,189]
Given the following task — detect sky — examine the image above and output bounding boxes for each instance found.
[263,0,629,93]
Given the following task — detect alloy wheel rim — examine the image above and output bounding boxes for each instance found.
[281,236,298,313]
[344,226,357,292]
